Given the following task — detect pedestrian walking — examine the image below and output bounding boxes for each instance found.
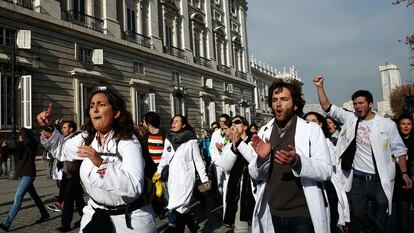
[0,140,9,176]
[142,112,166,165]
[56,120,86,232]
[0,128,50,232]
[209,114,231,197]
[313,74,412,233]
[37,89,156,233]
[155,115,211,233]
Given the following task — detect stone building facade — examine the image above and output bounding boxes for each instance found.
[0,0,254,134]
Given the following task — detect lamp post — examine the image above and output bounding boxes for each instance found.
[7,32,38,180]
[8,32,17,180]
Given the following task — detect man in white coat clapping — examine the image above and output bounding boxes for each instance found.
[248,79,332,233]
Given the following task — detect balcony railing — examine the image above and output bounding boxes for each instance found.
[235,70,247,79]
[122,31,152,49]
[4,0,33,10]
[217,64,231,75]
[194,56,212,68]
[163,46,186,60]
[61,10,104,33]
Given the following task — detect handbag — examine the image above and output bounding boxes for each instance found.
[160,153,176,182]
[160,165,169,182]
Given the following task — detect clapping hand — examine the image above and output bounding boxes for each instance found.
[274,145,297,166]
[251,134,271,160]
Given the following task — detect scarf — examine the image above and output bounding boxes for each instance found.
[167,129,198,151]
[223,137,255,225]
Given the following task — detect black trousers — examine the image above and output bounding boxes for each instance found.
[172,210,199,233]
[349,177,388,233]
[61,173,85,227]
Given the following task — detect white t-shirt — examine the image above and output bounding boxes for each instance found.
[353,117,375,174]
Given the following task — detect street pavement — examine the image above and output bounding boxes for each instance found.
[0,158,231,233]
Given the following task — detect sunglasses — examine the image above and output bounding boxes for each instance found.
[232,119,243,125]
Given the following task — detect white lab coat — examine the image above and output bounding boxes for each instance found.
[247,117,332,233]
[209,129,229,215]
[157,139,208,214]
[218,141,256,229]
[326,138,350,226]
[41,130,156,233]
[327,105,407,214]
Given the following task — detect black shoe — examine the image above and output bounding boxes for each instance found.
[35,214,50,224]
[0,223,10,232]
[57,225,71,232]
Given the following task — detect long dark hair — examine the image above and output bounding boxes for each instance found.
[326,115,342,132]
[82,89,134,145]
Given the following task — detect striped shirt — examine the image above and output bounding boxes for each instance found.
[144,129,166,164]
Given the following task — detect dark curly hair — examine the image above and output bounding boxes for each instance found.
[267,79,305,117]
[82,89,134,146]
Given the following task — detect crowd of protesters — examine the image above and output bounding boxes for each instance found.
[0,76,413,233]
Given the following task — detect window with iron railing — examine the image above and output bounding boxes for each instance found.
[4,0,33,10]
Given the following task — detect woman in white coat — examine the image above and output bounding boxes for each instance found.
[37,89,156,233]
[156,115,210,233]
[219,116,255,232]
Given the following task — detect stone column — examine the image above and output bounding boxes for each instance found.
[102,0,121,38]
[136,1,141,34]
[149,0,162,50]
[85,0,94,16]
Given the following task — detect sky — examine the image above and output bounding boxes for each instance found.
[247,0,414,106]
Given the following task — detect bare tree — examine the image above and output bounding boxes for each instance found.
[390,84,414,117]
[393,0,414,68]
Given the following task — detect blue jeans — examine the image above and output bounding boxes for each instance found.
[271,215,314,233]
[4,176,48,226]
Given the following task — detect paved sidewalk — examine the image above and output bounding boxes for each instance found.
[0,158,231,233]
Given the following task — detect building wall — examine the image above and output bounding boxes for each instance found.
[0,0,254,135]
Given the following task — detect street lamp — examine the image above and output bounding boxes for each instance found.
[7,32,37,180]
[8,31,18,180]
